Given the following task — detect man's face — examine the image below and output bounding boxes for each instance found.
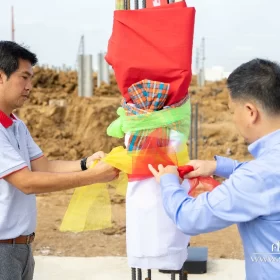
[0,59,33,111]
[228,94,259,144]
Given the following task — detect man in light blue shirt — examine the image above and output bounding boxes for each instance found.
[148,58,280,280]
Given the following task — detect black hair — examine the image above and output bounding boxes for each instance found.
[0,41,38,79]
[227,58,280,114]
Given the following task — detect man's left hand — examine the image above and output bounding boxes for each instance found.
[87,151,106,169]
[148,164,180,183]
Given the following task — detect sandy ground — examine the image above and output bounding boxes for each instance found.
[32,188,244,259]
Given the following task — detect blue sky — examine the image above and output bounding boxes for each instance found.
[1,0,279,72]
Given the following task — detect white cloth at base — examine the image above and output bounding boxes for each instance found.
[125,130,191,270]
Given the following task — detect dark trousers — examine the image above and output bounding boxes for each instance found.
[0,243,34,280]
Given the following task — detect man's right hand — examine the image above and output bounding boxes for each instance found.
[183,160,217,179]
[90,161,119,183]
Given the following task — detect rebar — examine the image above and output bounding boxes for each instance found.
[142,0,146,8]
[137,268,142,280]
[132,268,137,280]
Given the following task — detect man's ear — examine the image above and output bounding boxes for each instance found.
[0,71,6,84]
[245,102,259,124]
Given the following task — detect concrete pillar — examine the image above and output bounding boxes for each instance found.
[78,54,93,97]
[97,52,110,87]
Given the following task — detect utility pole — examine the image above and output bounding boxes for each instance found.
[11,6,15,41]
[196,47,200,86]
[200,37,205,87]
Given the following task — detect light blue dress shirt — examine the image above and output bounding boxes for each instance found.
[160,129,280,280]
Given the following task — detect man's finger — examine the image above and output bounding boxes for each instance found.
[158,164,164,172]
[97,151,106,158]
[148,164,158,177]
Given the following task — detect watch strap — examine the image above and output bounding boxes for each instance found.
[81,157,88,171]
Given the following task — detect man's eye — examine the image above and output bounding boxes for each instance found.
[22,76,28,80]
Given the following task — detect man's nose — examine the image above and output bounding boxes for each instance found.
[25,79,33,91]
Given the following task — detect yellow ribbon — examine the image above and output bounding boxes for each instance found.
[60,145,189,232]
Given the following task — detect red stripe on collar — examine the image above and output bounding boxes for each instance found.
[0,111,16,128]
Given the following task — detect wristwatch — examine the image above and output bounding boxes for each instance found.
[80,157,88,171]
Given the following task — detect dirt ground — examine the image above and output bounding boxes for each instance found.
[32,188,244,259]
[33,188,244,259]
[17,68,251,260]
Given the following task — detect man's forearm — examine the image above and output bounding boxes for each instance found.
[47,160,82,173]
[160,174,232,235]
[5,168,102,195]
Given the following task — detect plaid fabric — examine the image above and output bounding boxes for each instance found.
[121,79,190,151]
[128,79,169,113]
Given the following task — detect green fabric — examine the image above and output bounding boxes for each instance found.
[107,99,191,139]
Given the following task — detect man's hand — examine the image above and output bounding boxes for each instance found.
[183,160,217,179]
[148,164,180,183]
[86,151,106,169]
[90,161,119,183]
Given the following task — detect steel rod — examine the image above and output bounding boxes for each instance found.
[132,268,137,280]
[194,103,198,159]
[137,268,142,280]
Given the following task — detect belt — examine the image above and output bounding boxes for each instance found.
[0,233,35,245]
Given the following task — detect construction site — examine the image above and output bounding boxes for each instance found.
[19,67,250,277]
[3,0,275,279]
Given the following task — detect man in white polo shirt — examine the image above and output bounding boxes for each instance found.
[0,41,119,280]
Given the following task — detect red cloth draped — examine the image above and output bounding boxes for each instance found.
[105,1,196,106]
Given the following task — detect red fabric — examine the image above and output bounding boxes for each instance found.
[127,128,220,197]
[178,165,221,197]
[129,151,220,197]
[128,128,176,181]
[105,1,196,106]
[127,128,220,198]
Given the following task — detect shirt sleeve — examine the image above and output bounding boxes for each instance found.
[214,155,248,178]
[160,162,273,236]
[24,125,43,161]
[0,131,28,178]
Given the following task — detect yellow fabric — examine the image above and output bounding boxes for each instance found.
[60,145,189,232]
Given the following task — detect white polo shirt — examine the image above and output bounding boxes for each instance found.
[0,111,43,239]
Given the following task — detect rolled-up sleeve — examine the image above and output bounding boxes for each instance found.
[0,132,27,179]
[160,163,272,236]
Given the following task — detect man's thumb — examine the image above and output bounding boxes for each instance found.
[184,170,200,179]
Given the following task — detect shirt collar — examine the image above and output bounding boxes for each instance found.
[248,129,280,158]
[0,110,16,128]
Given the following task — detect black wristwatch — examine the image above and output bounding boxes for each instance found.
[81,157,88,171]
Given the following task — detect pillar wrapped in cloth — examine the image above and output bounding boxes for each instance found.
[105,1,195,269]
[108,82,191,270]
[105,1,196,106]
